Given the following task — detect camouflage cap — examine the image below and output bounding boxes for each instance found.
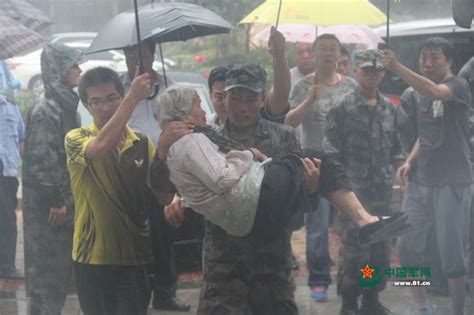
[355,49,384,69]
[225,64,267,93]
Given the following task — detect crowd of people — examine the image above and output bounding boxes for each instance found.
[0,24,473,315]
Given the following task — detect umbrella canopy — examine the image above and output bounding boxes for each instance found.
[255,24,384,46]
[240,0,387,26]
[87,2,233,54]
[0,0,53,32]
[0,15,45,59]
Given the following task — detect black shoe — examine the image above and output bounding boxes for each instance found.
[153,297,191,312]
[0,267,24,279]
[340,296,359,315]
[360,294,393,315]
[340,305,360,315]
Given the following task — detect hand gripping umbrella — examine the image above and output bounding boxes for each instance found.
[88,1,233,99]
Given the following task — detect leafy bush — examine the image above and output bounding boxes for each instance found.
[14,90,38,121]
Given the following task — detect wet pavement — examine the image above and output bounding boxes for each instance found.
[1,210,472,315]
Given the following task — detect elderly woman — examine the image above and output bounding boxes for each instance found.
[156,86,411,243]
[157,86,320,237]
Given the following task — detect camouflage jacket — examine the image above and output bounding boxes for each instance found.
[203,117,299,279]
[22,43,81,209]
[22,96,80,209]
[323,88,404,209]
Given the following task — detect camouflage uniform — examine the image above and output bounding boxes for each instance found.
[22,43,82,315]
[323,65,403,298]
[197,117,300,315]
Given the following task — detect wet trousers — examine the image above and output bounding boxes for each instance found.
[149,201,178,302]
[0,175,18,271]
[336,213,390,298]
[74,263,151,315]
[23,187,73,315]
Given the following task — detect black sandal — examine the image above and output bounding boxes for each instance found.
[358,212,410,246]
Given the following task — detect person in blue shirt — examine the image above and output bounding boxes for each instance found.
[0,94,25,279]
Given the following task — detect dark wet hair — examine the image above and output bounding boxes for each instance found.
[123,40,156,57]
[419,37,455,62]
[208,66,228,91]
[313,34,342,51]
[79,67,125,105]
[340,46,349,56]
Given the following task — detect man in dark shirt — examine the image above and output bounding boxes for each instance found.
[384,37,472,315]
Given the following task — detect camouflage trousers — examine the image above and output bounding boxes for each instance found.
[23,187,74,315]
[197,271,298,315]
[336,209,391,298]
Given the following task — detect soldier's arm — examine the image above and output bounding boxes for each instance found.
[326,190,376,228]
[265,27,291,117]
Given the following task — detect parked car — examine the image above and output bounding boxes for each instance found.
[0,60,21,100]
[49,32,177,67]
[6,40,170,94]
[374,18,474,104]
[49,32,97,44]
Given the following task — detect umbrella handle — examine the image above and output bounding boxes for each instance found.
[146,83,159,100]
[275,0,282,29]
[133,0,144,74]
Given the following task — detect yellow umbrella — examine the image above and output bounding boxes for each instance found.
[240,0,387,26]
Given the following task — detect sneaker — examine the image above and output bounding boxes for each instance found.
[310,286,328,302]
[409,306,436,315]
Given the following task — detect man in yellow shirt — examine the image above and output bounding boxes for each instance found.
[65,66,179,314]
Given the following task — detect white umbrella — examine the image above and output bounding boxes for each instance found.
[254,24,384,47]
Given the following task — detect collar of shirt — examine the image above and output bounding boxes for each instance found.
[220,116,272,140]
[354,87,388,111]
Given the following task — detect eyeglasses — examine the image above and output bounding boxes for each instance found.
[87,94,122,109]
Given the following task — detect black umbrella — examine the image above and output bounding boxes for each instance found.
[87,1,232,96]
[88,2,232,53]
[0,0,53,32]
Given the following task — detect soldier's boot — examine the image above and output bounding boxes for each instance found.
[340,294,359,315]
[360,291,393,315]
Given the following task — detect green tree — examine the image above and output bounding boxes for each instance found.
[182,0,264,56]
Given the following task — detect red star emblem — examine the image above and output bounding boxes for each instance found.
[360,265,375,279]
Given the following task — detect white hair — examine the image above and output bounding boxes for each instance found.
[156,86,196,128]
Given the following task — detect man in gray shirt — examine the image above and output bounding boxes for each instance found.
[286,34,357,302]
[290,41,315,86]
